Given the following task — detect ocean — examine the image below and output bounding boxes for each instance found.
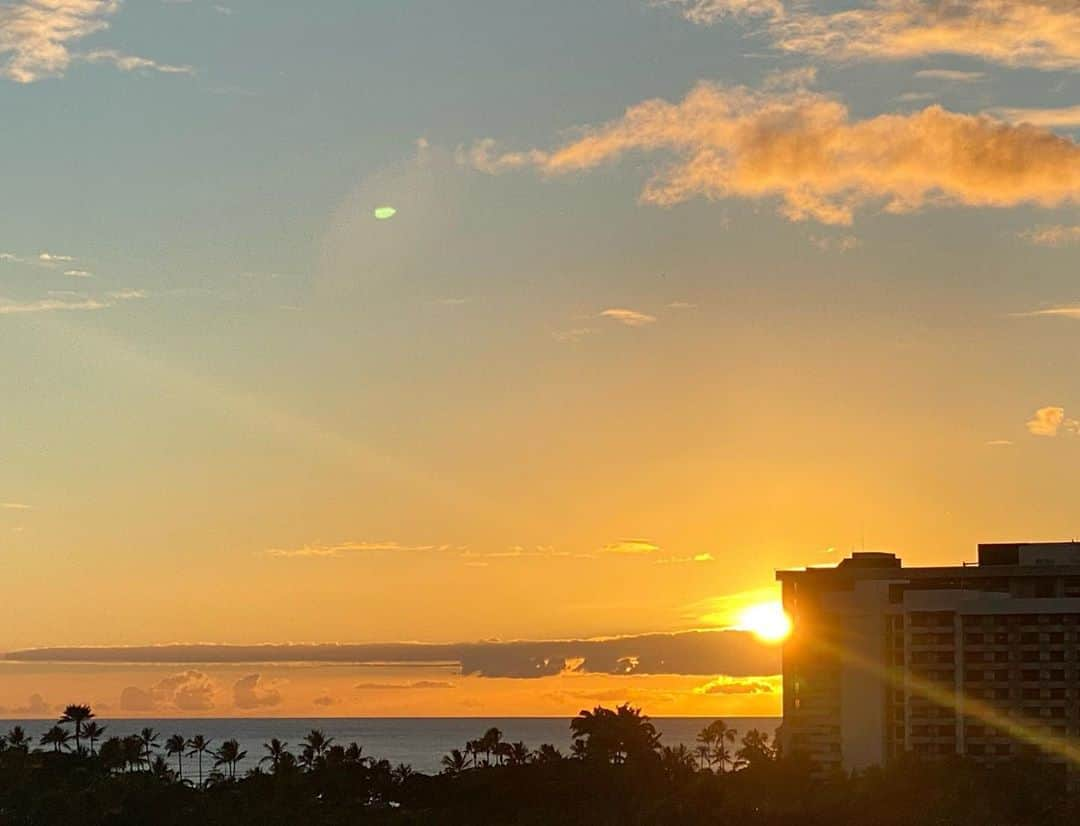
[0,717,781,776]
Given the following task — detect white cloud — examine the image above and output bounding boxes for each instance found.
[38,252,73,263]
[0,289,143,315]
[654,0,783,24]
[600,308,657,327]
[991,105,1080,129]
[81,48,193,75]
[0,253,24,263]
[1,502,31,509]
[64,269,92,278]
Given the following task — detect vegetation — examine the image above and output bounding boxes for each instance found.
[0,702,1076,824]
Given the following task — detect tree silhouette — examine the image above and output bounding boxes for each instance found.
[165,734,186,782]
[214,739,247,780]
[186,735,213,786]
[122,736,144,772]
[534,743,563,764]
[260,738,290,774]
[82,721,106,756]
[137,727,160,770]
[570,704,661,765]
[508,741,531,766]
[58,704,94,754]
[441,748,468,775]
[736,728,776,770]
[4,726,30,752]
[698,720,737,773]
[481,727,503,765]
[40,725,72,753]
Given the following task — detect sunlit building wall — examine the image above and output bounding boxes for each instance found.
[778,543,1080,779]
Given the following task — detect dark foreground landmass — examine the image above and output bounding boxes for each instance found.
[0,703,1076,825]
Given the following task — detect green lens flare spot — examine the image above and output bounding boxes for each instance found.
[374,206,397,220]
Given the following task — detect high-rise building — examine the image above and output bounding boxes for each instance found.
[778,542,1080,777]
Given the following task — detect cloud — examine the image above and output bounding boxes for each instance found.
[991,105,1080,129]
[469,83,1080,226]
[7,629,781,680]
[0,502,31,510]
[1026,406,1080,437]
[81,49,193,75]
[0,253,24,263]
[38,252,73,263]
[552,327,595,343]
[0,289,144,315]
[1019,225,1080,247]
[668,301,697,309]
[809,234,859,252]
[599,308,657,327]
[120,670,217,712]
[654,0,783,24]
[602,539,661,555]
[986,439,1014,447]
[773,0,1080,71]
[265,540,456,558]
[1015,305,1080,319]
[353,681,455,691]
[64,269,92,277]
[3,693,51,715]
[762,65,817,91]
[232,673,283,710]
[0,0,116,82]
[693,677,776,695]
[914,69,985,82]
[0,1,191,83]
[312,694,337,707]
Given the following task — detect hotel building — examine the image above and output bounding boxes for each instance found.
[778,542,1080,776]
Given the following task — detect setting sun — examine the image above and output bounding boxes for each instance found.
[737,602,793,644]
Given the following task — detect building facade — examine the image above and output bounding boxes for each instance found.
[778,542,1080,776]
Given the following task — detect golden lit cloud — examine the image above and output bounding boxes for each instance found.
[599,308,657,327]
[775,0,1080,71]
[232,673,283,709]
[693,675,778,695]
[265,540,457,558]
[602,539,661,554]
[470,83,1080,226]
[1026,406,1080,437]
[992,105,1080,129]
[654,0,783,24]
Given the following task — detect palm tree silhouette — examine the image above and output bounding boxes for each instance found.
[58,704,94,754]
[259,738,290,773]
[121,736,143,772]
[40,725,72,753]
[186,735,213,786]
[137,727,159,770]
[5,726,30,751]
[697,719,737,773]
[165,734,186,782]
[481,727,503,765]
[214,738,247,780]
[82,721,106,755]
[508,741,531,766]
[302,729,333,759]
[441,748,468,775]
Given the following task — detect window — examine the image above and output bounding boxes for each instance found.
[1051,670,1066,681]
[1022,670,1040,681]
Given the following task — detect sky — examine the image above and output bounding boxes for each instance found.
[0,0,1077,718]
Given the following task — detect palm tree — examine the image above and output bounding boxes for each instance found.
[150,755,174,781]
[481,727,503,765]
[302,729,333,760]
[122,736,144,772]
[58,704,94,754]
[465,739,483,768]
[137,727,160,770]
[441,748,468,775]
[5,726,30,752]
[508,741,531,766]
[186,735,213,786]
[40,725,72,753]
[697,719,737,773]
[259,738,290,773]
[82,721,106,755]
[391,763,414,785]
[165,734,186,782]
[344,742,366,765]
[534,743,563,764]
[213,738,247,780]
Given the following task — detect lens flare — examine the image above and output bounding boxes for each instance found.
[737,602,792,644]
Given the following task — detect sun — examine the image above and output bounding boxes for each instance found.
[737,602,793,644]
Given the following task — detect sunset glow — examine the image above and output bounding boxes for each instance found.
[737,603,793,644]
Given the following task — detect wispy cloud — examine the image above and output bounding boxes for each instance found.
[64,269,92,278]
[468,83,1080,226]
[654,0,783,24]
[551,327,595,344]
[991,105,1080,129]
[985,439,1014,447]
[600,308,657,327]
[914,69,985,82]
[265,540,457,559]
[656,0,1080,71]
[809,234,860,252]
[1014,306,1080,320]
[1019,225,1080,247]
[0,289,143,315]
[81,49,193,75]
[0,502,32,510]
[1026,406,1080,437]
[354,681,455,691]
[602,539,661,555]
[0,0,190,83]
[38,252,73,264]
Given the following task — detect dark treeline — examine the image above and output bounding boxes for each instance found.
[0,703,1076,825]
